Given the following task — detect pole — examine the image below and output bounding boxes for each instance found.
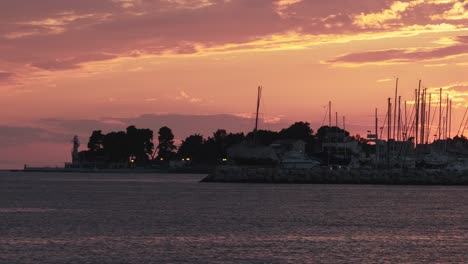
[415,81,421,146]
[336,112,338,128]
[462,115,468,137]
[253,86,262,145]
[427,93,431,143]
[414,89,417,145]
[388,99,392,141]
[445,95,449,139]
[387,98,391,168]
[442,117,446,140]
[404,101,407,141]
[329,101,332,127]
[457,107,468,136]
[449,100,452,139]
[420,88,425,145]
[439,88,442,140]
[375,108,379,164]
[397,96,401,142]
[254,86,262,132]
[393,78,398,140]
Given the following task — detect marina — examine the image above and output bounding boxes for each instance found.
[24,82,468,184]
[204,82,468,183]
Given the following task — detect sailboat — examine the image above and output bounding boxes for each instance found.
[227,86,279,165]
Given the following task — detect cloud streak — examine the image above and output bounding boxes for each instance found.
[0,71,14,81]
[0,126,69,147]
[328,35,468,64]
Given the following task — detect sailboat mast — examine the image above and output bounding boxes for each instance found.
[415,81,421,146]
[387,98,391,166]
[335,112,338,128]
[420,89,424,145]
[388,98,392,142]
[375,108,379,164]
[445,94,449,139]
[457,107,468,136]
[253,86,262,145]
[439,88,442,140]
[329,101,332,127]
[462,115,468,137]
[404,101,407,141]
[442,117,446,140]
[449,100,452,139]
[427,93,431,143]
[393,78,398,141]
[397,96,401,142]
[254,86,262,132]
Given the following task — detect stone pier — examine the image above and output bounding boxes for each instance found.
[201,166,468,185]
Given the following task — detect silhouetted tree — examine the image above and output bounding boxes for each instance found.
[279,122,313,139]
[224,132,245,147]
[246,130,279,145]
[177,134,205,161]
[88,130,104,153]
[103,131,129,162]
[316,126,350,146]
[202,138,221,163]
[157,126,177,160]
[126,125,154,163]
[212,129,227,158]
[202,130,246,162]
[280,122,317,156]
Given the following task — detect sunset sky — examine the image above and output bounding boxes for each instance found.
[1,0,468,168]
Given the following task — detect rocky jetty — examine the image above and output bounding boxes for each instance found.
[201,166,468,185]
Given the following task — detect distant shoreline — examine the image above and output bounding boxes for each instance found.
[18,167,212,174]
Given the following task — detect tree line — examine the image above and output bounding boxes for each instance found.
[77,122,352,166]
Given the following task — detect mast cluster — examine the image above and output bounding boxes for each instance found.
[381,79,453,146]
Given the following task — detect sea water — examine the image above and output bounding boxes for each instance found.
[1,172,467,263]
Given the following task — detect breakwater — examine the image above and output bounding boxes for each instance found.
[201,166,468,185]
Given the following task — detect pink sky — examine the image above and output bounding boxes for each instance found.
[1,0,468,168]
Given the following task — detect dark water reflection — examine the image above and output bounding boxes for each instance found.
[1,172,467,263]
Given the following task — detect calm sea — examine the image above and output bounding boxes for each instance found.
[1,171,467,263]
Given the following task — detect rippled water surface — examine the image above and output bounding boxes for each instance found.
[1,171,467,263]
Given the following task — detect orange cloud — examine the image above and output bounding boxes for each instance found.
[431,0,468,20]
[328,35,468,65]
